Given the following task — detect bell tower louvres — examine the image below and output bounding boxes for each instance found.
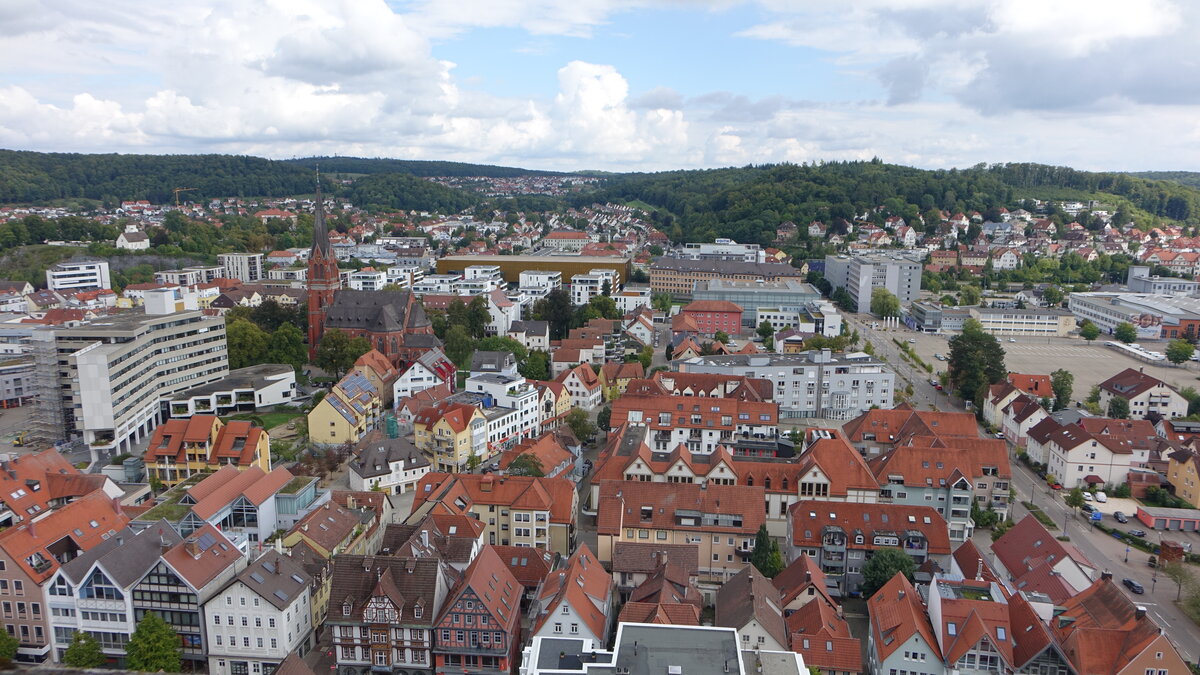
[307,173,342,359]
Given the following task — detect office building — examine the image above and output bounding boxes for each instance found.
[437,255,630,287]
[650,260,805,299]
[1126,265,1200,295]
[29,295,229,454]
[45,258,111,291]
[677,351,894,419]
[823,254,921,314]
[679,239,765,263]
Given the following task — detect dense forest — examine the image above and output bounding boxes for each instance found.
[0,150,317,204]
[285,156,561,178]
[348,172,478,213]
[1127,171,1200,189]
[586,161,1200,246]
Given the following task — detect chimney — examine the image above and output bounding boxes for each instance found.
[1135,606,1147,620]
[656,551,668,568]
[111,496,124,518]
[804,570,811,584]
[976,558,984,582]
[184,539,201,558]
[421,530,430,548]
[1101,571,1113,581]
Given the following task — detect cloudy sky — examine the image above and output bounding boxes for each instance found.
[1,0,1197,172]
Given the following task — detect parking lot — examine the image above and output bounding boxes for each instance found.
[862,322,1200,399]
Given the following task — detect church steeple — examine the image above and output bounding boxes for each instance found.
[307,168,342,360]
[312,168,330,256]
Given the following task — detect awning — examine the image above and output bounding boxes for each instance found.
[1083,474,1105,484]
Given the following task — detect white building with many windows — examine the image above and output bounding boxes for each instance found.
[204,551,313,675]
[46,259,111,291]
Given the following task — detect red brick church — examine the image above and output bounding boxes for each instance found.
[307,180,437,364]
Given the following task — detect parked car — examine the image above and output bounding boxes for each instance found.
[1081,503,1096,514]
[1114,511,1129,523]
[1009,338,1017,343]
[907,338,916,344]
[994,432,1005,439]
[1082,492,1093,501]
[1148,555,1158,568]
[1122,578,1145,594]
[1130,529,1147,538]
[1050,482,1063,490]
[929,378,939,387]
[935,353,945,361]
[1094,491,1108,503]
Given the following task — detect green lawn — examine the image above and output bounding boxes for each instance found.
[227,410,304,430]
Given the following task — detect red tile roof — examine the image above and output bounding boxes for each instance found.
[867,573,941,663]
[786,597,862,674]
[786,500,951,556]
[491,545,555,588]
[0,491,129,582]
[596,480,765,536]
[412,473,577,526]
[188,465,294,519]
[616,602,700,625]
[160,523,242,589]
[532,544,612,639]
[681,300,742,314]
[439,545,521,630]
[1099,367,1172,400]
[1007,372,1053,396]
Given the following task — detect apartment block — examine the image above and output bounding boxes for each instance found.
[29,303,229,453]
[411,473,578,552]
[823,254,921,314]
[217,253,265,283]
[594,480,765,590]
[677,351,894,420]
[144,416,271,488]
[679,239,765,263]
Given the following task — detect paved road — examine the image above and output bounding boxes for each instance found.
[1004,457,1200,661]
[843,313,960,412]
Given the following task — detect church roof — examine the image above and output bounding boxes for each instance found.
[324,290,432,333]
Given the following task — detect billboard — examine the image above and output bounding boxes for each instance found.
[1134,312,1164,340]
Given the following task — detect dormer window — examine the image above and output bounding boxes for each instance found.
[343,603,352,616]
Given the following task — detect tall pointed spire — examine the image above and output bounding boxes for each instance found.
[313,166,330,255]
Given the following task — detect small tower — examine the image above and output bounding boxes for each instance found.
[307,173,341,359]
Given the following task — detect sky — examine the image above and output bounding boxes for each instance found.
[1,0,1199,173]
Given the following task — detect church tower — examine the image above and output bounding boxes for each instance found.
[307,174,341,359]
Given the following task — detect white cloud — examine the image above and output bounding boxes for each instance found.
[0,0,1196,172]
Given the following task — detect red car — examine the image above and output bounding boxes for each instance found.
[1050,483,1063,490]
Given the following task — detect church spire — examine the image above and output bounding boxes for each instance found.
[312,167,330,255]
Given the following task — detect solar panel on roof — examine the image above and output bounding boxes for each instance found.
[196,533,217,550]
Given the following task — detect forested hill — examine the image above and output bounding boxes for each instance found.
[285,156,562,178]
[1127,171,1200,189]
[0,150,553,205]
[586,161,1200,245]
[0,150,318,204]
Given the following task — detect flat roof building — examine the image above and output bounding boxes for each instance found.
[1069,292,1200,340]
[437,255,631,286]
[692,279,821,321]
[651,259,805,299]
[823,254,921,315]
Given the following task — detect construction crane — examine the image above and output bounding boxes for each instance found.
[172,187,198,207]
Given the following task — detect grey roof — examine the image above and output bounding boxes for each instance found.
[471,351,515,373]
[510,320,549,336]
[614,624,742,675]
[233,550,312,610]
[714,566,788,649]
[324,290,431,333]
[171,363,294,401]
[61,521,182,587]
[401,333,442,349]
[349,436,429,479]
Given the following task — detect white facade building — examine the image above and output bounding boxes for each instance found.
[519,271,563,300]
[217,253,264,283]
[348,268,387,291]
[570,269,618,306]
[680,239,766,263]
[46,259,111,291]
[204,551,313,675]
[678,350,895,419]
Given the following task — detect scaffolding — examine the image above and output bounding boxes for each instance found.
[28,329,66,446]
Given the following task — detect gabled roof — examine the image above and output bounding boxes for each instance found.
[715,566,788,648]
[681,300,742,314]
[60,521,181,588]
[1100,367,1173,400]
[1007,372,1053,396]
[413,473,577,526]
[628,555,703,608]
[161,523,242,589]
[288,502,368,553]
[189,465,294,520]
[787,500,951,555]
[773,554,835,608]
[610,543,699,577]
[0,448,110,519]
[329,554,454,625]
[381,515,483,565]
[843,408,979,444]
[441,545,521,630]
[867,573,941,663]
[532,544,612,639]
[491,545,555,588]
[234,550,311,610]
[596,480,765,536]
[785,595,861,674]
[1051,576,1187,675]
[0,491,129,583]
[992,515,1095,603]
[616,601,700,626]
